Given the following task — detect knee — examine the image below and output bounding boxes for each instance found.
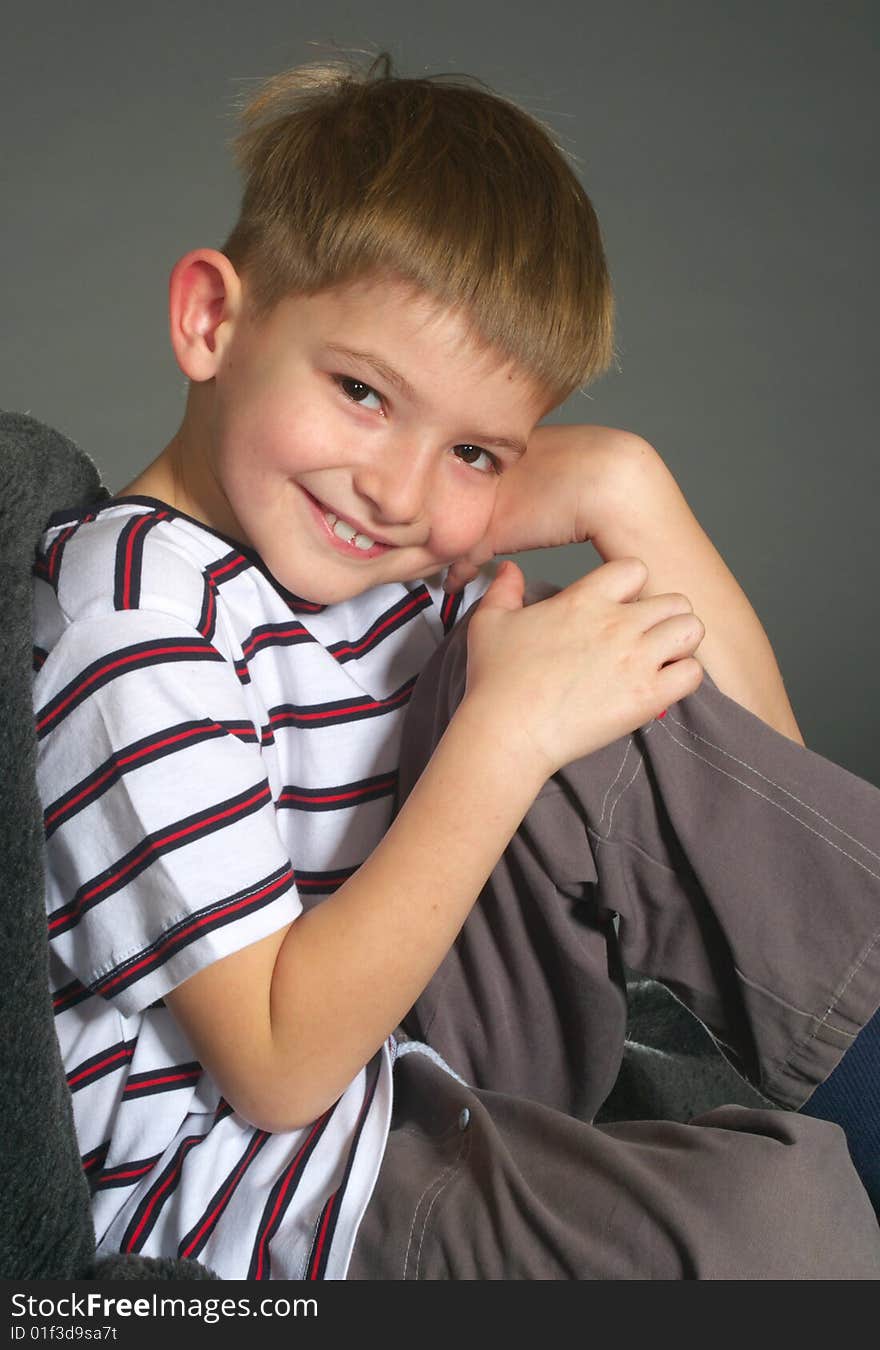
[692,1106,880,1279]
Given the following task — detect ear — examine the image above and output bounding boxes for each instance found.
[168,249,244,381]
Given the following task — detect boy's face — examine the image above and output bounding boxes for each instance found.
[187,272,552,606]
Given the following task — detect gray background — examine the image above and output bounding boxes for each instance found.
[3,1,878,784]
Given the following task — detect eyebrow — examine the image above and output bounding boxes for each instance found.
[323,342,528,456]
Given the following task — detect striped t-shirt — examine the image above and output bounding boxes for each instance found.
[32,494,492,1280]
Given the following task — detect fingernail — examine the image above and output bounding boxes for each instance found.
[658,709,667,719]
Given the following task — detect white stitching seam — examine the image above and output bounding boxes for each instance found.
[414,1130,471,1279]
[596,735,638,832]
[647,718,880,1042]
[593,707,880,1062]
[732,966,857,1039]
[662,704,880,863]
[652,716,880,885]
[402,1149,464,1280]
[594,722,663,836]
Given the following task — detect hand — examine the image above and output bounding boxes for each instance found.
[460,556,705,779]
[442,424,627,593]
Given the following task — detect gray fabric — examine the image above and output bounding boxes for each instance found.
[351,1053,879,1279]
[349,583,880,1278]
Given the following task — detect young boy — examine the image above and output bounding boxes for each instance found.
[32,52,880,1280]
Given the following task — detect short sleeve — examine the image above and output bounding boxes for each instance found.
[36,608,301,1018]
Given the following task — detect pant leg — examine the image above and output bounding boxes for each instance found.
[397,582,880,1116]
[348,1050,880,1279]
[353,581,880,1280]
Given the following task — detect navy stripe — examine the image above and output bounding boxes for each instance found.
[440,585,464,633]
[305,1057,382,1280]
[123,1061,203,1099]
[81,1140,111,1175]
[52,976,92,1016]
[327,587,433,664]
[66,1037,137,1093]
[85,862,296,1002]
[178,1128,272,1260]
[32,510,101,593]
[207,551,252,590]
[47,779,275,938]
[118,1101,232,1253]
[94,1152,163,1191]
[292,863,360,897]
[241,621,314,661]
[277,771,397,813]
[113,509,170,610]
[247,1105,337,1280]
[268,676,417,734]
[42,718,233,839]
[35,636,226,740]
[197,577,217,642]
[70,494,327,614]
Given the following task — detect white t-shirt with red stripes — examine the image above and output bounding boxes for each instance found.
[32,494,492,1280]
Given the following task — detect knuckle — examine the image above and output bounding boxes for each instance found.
[685,656,705,684]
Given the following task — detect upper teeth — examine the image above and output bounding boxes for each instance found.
[322,509,376,551]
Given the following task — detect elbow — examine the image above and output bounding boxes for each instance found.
[222,1065,344,1135]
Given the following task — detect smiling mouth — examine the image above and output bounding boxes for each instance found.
[321,505,382,551]
[301,488,395,558]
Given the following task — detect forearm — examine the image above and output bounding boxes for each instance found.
[264,697,548,1126]
[592,437,805,744]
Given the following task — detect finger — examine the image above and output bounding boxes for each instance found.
[442,562,480,593]
[567,556,649,603]
[474,559,525,611]
[633,591,696,630]
[645,612,705,659]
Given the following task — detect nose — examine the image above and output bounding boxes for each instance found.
[352,439,435,529]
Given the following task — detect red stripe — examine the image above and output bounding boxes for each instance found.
[253,1115,327,1279]
[272,685,411,727]
[123,1135,202,1251]
[50,785,270,930]
[332,593,424,658]
[201,585,216,637]
[48,526,76,582]
[97,868,293,996]
[279,778,395,806]
[243,625,308,656]
[125,1070,199,1092]
[179,1131,268,1258]
[212,555,245,581]
[67,1044,133,1088]
[37,643,214,734]
[45,724,222,830]
[307,1196,337,1279]
[103,1162,156,1181]
[121,515,151,609]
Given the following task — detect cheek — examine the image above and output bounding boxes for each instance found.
[429,485,495,557]
[219,400,332,482]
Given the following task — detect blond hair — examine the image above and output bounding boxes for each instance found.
[221,49,616,403]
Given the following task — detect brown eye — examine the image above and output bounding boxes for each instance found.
[335,375,383,410]
[454,444,499,474]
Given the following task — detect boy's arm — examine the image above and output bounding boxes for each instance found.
[448,423,804,744]
[166,696,548,1133]
[164,555,695,1135]
[585,430,805,745]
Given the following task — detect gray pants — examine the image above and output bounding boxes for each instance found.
[348,587,880,1279]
